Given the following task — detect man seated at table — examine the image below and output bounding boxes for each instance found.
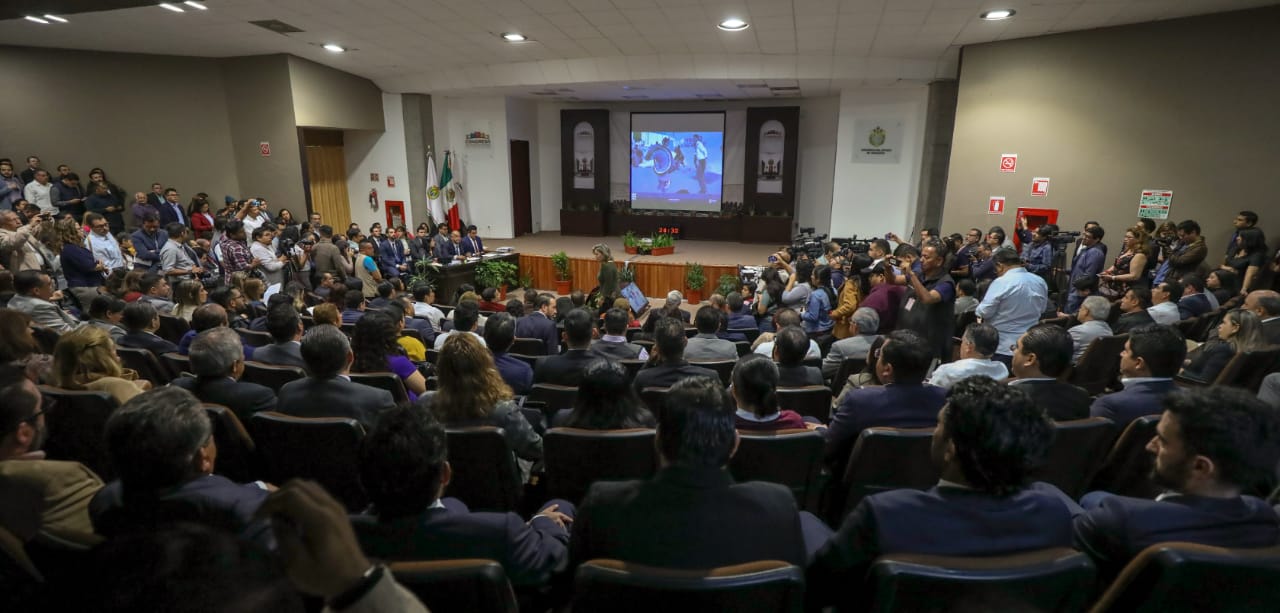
[434,230,463,265]
[460,224,485,255]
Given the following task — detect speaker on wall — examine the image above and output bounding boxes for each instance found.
[561,109,610,208]
[744,107,799,217]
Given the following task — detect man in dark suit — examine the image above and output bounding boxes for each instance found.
[90,387,273,549]
[631,317,717,393]
[276,324,395,430]
[172,328,276,423]
[571,376,828,570]
[590,307,648,361]
[1090,324,1185,429]
[826,330,948,469]
[515,293,559,356]
[484,313,533,395]
[1075,386,1280,580]
[1111,288,1156,335]
[684,305,738,362]
[433,230,463,264]
[773,325,823,387]
[1008,324,1091,421]
[251,303,308,370]
[533,309,597,386]
[117,301,180,356]
[352,405,571,587]
[156,188,186,227]
[1244,289,1280,345]
[725,291,757,332]
[460,224,485,255]
[1176,273,1216,320]
[808,377,1083,608]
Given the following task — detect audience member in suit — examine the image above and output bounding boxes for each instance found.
[533,309,597,386]
[252,303,308,370]
[88,294,128,342]
[459,224,485,255]
[137,272,176,316]
[684,305,738,362]
[809,377,1083,608]
[725,291,757,332]
[366,281,394,310]
[571,376,830,570]
[1147,279,1183,325]
[732,354,811,431]
[554,359,655,428]
[433,230,462,264]
[276,324,395,430]
[1112,287,1156,335]
[1176,273,1216,320]
[89,387,273,549]
[8,270,83,334]
[589,307,649,361]
[178,303,254,361]
[773,325,824,387]
[1075,386,1280,580]
[665,291,692,323]
[484,312,532,395]
[822,307,879,378]
[826,329,948,470]
[0,365,104,543]
[1068,295,1114,363]
[1007,324,1092,421]
[340,290,367,326]
[1090,324,1186,428]
[117,300,180,356]
[631,317,718,393]
[352,406,572,587]
[1243,289,1280,345]
[171,328,276,424]
[515,293,559,355]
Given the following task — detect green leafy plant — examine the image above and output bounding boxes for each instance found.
[551,251,572,281]
[652,233,674,248]
[716,273,739,297]
[685,262,706,290]
[518,272,534,290]
[404,259,438,293]
[622,231,638,248]
[619,264,636,284]
[475,259,518,290]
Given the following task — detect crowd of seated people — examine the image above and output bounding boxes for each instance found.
[4,153,1280,609]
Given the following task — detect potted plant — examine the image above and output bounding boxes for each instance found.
[405,259,439,294]
[551,251,572,295]
[475,259,518,300]
[619,263,636,286]
[685,262,706,303]
[517,272,534,291]
[623,231,639,255]
[716,273,739,298]
[651,233,675,256]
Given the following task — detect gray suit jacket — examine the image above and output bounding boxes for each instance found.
[683,334,738,362]
[276,376,395,430]
[251,342,308,370]
[9,294,82,334]
[823,334,876,377]
[1068,320,1113,363]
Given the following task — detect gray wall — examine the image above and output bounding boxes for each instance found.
[288,56,384,131]
[0,45,240,205]
[221,55,306,211]
[943,6,1280,255]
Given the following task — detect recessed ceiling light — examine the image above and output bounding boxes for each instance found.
[979,9,1015,21]
[183,1,208,10]
[43,14,68,23]
[158,3,185,12]
[24,16,49,24]
[323,43,346,53]
[501,32,527,42]
[718,18,749,31]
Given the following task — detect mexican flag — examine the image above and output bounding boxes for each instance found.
[441,151,467,232]
[425,153,445,227]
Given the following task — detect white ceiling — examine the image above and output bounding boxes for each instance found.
[1,0,1275,100]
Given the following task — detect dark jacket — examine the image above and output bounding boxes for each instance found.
[460,235,484,255]
[251,341,308,370]
[1177,293,1214,320]
[493,352,533,396]
[1089,379,1180,429]
[90,474,272,549]
[515,312,559,356]
[589,339,644,361]
[631,361,718,393]
[276,376,396,430]
[118,331,179,356]
[826,383,947,469]
[1112,310,1155,335]
[171,376,277,424]
[533,349,597,387]
[1010,379,1092,421]
[60,243,102,288]
[777,364,824,388]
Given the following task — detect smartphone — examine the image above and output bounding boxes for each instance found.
[768,255,778,263]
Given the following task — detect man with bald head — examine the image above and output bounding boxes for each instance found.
[1243,290,1280,345]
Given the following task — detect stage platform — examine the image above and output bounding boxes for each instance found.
[494,231,780,303]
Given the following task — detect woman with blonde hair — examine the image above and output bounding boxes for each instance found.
[171,278,207,321]
[52,326,149,404]
[421,332,541,463]
[312,302,340,326]
[593,243,618,312]
[1181,309,1266,383]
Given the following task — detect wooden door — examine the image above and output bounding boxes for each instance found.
[304,143,351,231]
[510,140,533,237]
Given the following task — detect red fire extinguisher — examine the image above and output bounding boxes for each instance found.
[369,188,378,209]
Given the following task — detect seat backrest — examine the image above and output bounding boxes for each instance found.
[776,386,833,422]
[444,427,522,512]
[734,340,752,358]
[528,383,579,413]
[156,315,190,344]
[638,387,671,421]
[842,427,939,519]
[240,361,307,392]
[618,359,646,383]
[573,559,804,613]
[426,348,440,364]
[202,404,261,484]
[247,412,367,511]
[1068,334,1128,396]
[159,352,192,379]
[544,428,658,503]
[1091,542,1280,613]
[829,356,867,397]
[234,328,273,348]
[868,548,1096,613]
[115,346,171,385]
[400,328,424,344]
[389,559,518,613]
[1031,417,1117,499]
[38,386,118,480]
[727,327,761,343]
[1087,414,1161,499]
[510,337,547,356]
[1219,347,1280,393]
[801,356,822,369]
[730,429,825,512]
[690,360,734,387]
[1189,309,1226,343]
[348,372,410,404]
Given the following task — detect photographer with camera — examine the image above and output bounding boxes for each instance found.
[950,229,983,279]
[0,208,48,272]
[1016,217,1055,280]
[1152,220,1207,285]
[898,244,957,364]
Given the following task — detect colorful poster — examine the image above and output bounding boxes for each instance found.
[1138,189,1173,219]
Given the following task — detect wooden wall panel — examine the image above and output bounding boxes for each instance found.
[518,255,739,300]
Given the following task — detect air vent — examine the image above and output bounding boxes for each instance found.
[696,93,724,99]
[250,19,304,34]
[556,88,575,92]
[736,83,768,89]
[530,91,558,96]
[622,95,650,99]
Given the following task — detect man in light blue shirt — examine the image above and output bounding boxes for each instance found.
[85,212,124,270]
[976,248,1048,368]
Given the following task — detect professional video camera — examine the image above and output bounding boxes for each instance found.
[739,265,765,289]
[787,227,828,261]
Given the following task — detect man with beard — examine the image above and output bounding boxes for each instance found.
[1074,386,1280,580]
[0,365,104,542]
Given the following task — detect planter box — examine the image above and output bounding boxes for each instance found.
[560,209,607,236]
[686,289,703,303]
[554,279,572,295]
[650,246,675,256]
[625,246,638,254]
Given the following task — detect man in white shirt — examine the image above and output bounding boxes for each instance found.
[1069,296,1114,363]
[927,323,1009,388]
[1147,280,1182,325]
[85,213,125,270]
[754,309,821,360]
[432,300,487,350]
[975,248,1048,368]
[694,134,709,194]
[23,169,54,213]
[410,285,445,330]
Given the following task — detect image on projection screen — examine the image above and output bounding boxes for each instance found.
[629,112,725,211]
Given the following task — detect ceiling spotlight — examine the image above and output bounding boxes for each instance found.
[159,3,185,12]
[183,1,208,9]
[24,16,49,24]
[43,14,68,23]
[979,9,1016,21]
[323,43,346,53]
[718,18,749,31]
[501,32,527,42]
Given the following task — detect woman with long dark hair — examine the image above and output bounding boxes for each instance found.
[561,359,654,429]
[802,264,836,335]
[1207,269,1240,307]
[754,267,785,331]
[350,310,426,402]
[1222,227,1268,295]
[731,354,807,431]
[188,195,215,240]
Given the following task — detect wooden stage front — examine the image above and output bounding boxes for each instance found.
[495,232,781,300]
